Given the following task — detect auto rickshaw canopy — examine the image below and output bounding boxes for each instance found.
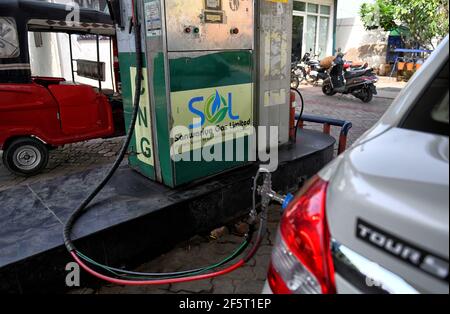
[0,0,115,83]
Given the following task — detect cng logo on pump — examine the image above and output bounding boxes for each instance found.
[130,67,154,167]
[188,90,240,129]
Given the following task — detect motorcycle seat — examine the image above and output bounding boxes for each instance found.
[344,69,371,79]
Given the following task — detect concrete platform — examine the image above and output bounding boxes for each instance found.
[0,129,335,293]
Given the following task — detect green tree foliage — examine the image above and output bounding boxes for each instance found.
[360,0,449,48]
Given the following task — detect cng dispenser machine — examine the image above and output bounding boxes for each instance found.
[62,1,297,284]
[60,0,338,289]
[116,0,293,187]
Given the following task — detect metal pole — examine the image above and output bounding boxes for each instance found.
[332,0,338,54]
[69,34,75,82]
[96,34,102,91]
[110,37,115,93]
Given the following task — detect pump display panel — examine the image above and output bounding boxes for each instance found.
[165,0,253,52]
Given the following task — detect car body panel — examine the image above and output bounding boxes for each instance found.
[325,127,449,294]
[315,37,450,294]
[0,81,115,149]
[0,82,60,149]
[48,84,114,137]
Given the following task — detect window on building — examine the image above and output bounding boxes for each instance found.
[318,16,330,56]
[306,15,318,54]
[293,1,306,11]
[320,5,331,15]
[292,1,333,59]
[292,15,305,60]
[0,17,20,58]
[307,3,319,13]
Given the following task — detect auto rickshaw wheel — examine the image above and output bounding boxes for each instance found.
[3,138,49,177]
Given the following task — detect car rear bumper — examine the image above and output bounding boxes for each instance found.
[262,276,363,294]
[331,241,420,294]
[262,241,420,294]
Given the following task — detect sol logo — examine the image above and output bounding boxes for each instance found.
[188,90,240,129]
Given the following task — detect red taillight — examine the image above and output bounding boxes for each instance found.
[268,176,336,294]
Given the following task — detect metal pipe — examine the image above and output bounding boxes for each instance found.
[96,34,102,91]
[110,36,115,92]
[69,34,75,82]
[297,113,353,154]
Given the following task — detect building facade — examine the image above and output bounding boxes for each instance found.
[291,0,337,60]
[335,0,389,68]
[29,0,339,86]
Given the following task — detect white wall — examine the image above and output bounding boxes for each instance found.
[28,32,64,78]
[336,0,389,67]
[27,0,114,90]
[28,33,115,90]
[337,0,369,18]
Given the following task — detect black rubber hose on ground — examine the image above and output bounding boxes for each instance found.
[63,21,143,253]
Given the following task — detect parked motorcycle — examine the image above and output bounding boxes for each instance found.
[301,51,325,84]
[308,66,329,86]
[291,61,305,89]
[291,52,313,88]
[291,50,332,87]
[301,50,337,86]
[322,52,378,103]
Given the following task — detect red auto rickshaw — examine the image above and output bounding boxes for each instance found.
[0,0,125,176]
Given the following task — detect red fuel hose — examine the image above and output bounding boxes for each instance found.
[71,251,245,286]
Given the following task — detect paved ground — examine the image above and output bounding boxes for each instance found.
[298,77,405,150]
[0,137,124,192]
[0,77,405,294]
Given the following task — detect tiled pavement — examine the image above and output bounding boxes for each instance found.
[1,78,405,294]
[0,137,124,192]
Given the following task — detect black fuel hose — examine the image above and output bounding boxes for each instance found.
[63,2,268,284]
[63,20,143,253]
[291,87,305,141]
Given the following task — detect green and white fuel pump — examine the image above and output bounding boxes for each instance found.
[116,0,293,187]
[63,0,300,287]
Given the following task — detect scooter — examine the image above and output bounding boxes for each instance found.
[322,53,378,103]
[344,61,369,71]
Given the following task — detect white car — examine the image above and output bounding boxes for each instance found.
[265,36,449,294]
